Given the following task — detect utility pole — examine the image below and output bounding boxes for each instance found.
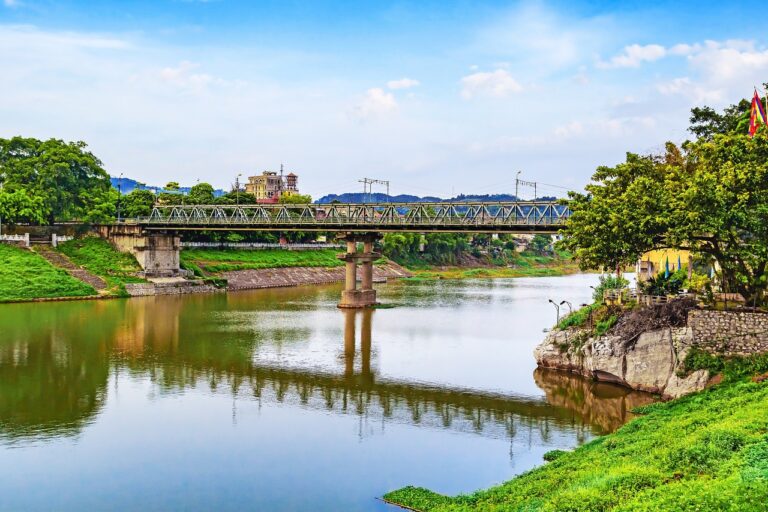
[358,178,390,203]
[235,174,243,206]
[117,173,123,222]
[515,171,521,201]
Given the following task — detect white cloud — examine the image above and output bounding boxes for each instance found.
[598,44,666,68]
[350,87,398,120]
[386,78,420,90]
[3,0,19,7]
[554,121,584,138]
[460,69,522,99]
[158,61,218,91]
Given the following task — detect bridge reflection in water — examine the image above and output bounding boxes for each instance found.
[0,293,654,446]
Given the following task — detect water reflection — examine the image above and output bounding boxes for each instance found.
[0,291,653,446]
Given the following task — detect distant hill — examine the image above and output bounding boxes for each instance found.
[316,192,556,203]
[110,177,226,197]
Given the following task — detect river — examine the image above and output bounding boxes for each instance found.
[0,274,653,511]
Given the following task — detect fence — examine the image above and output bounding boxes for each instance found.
[0,233,30,247]
[51,234,73,248]
[180,242,345,250]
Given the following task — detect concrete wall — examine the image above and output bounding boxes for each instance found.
[96,225,182,277]
[688,310,768,356]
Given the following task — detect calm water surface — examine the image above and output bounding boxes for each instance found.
[0,274,653,511]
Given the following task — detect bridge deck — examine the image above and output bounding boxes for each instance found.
[136,201,569,233]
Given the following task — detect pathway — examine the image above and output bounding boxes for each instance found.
[34,245,108,291]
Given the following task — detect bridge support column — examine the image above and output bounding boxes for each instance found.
[337,233,380,308]
[96,225,184,278]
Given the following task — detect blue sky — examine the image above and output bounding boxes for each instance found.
[1,1,765,198]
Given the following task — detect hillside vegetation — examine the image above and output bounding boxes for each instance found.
[0,244,95,301]
[57,237,145,291]
[384,378,768,511]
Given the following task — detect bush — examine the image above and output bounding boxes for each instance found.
[593,274,629,303]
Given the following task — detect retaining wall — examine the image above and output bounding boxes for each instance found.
[688,310,768,356]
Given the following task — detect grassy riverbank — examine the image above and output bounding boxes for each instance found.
[0,244,95,301]
[406,251,579,279]
[180,248,344,274]
[58,237,146,293]
[384,375,768,511]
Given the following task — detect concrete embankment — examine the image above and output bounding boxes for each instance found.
[221,261,412,291]
[534,309,768,399]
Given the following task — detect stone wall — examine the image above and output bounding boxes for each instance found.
[125,281,221,297]
[688,310,768,356]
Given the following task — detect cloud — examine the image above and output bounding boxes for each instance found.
[460,69,522,99]
[554,121,584,138]
[598,44,666,68]
[387,77,419,90]
[3,0,19,7]
[158,60,218,91]
[350,87,398,120]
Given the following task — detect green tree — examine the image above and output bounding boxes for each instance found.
[529,235,552,255]
[165,182,180,191]
[0,137,112,224]
[0,188,47,225]
[278,193,312,204]
[188,182,215,204]
[120,189,156,218]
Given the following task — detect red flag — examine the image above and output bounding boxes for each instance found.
[749,89,767,136]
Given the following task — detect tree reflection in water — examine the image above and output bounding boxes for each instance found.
[0,292,655,445]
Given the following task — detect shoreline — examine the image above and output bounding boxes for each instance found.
[0,260,578,304]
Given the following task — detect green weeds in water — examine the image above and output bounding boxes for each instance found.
[0,245,95,301]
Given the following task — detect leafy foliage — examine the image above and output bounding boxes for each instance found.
[119,189,156,218]
[0,137,112,224]
[593,274,629,303]
[640,268,688,296]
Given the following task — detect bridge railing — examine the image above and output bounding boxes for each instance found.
[138,202,570,230]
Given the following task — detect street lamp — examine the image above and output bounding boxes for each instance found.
[235,173,243,206]
[548,299,561,324]
[560,300,573,316]
[515,171,522,201]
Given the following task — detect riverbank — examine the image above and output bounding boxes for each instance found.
[402,251,580,280]
[384,375,768,511]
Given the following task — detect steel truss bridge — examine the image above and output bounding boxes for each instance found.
[139,201,570,233]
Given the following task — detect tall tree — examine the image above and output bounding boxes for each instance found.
[188,182,215,204]
[0,137,112,224]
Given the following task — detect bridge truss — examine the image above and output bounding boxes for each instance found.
[140,201,570,233]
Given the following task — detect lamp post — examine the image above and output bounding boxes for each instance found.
[560,300,573,316]
[515,171,522,201]
[548,299,561,324]
[236,173,242,206]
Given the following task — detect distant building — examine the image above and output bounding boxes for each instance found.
[636,249,691,282]
[244,167,299,203]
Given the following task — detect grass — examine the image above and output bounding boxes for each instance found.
[0,244,95,301]
[383,378,768,511]
[180,248,344,274]
[410,252,580,280]
[57,237,146,293]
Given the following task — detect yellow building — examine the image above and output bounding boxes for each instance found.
[244,169,299,203]
[636,249,692,282]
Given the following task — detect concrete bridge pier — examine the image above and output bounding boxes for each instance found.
[337,233,380,308]
[96,225,183,278]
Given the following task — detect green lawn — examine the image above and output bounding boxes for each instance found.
[181,248,344,273]
[57,237,146,289]
[0,244,95,301]
[384,378,768,511]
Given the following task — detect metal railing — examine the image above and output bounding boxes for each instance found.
[137,201,570,233]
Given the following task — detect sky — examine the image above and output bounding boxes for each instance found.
[0,1,766,199]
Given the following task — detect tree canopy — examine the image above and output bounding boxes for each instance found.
[0,137,112,224]
[561,97,768,304]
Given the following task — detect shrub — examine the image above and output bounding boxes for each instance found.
[593,274,629,303]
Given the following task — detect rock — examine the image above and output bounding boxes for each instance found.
[585,335,627,385]
[752,372,768,383]
[663,369,709,399]
[624,330,675,394]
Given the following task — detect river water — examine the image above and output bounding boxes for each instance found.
[0,274,653,511]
